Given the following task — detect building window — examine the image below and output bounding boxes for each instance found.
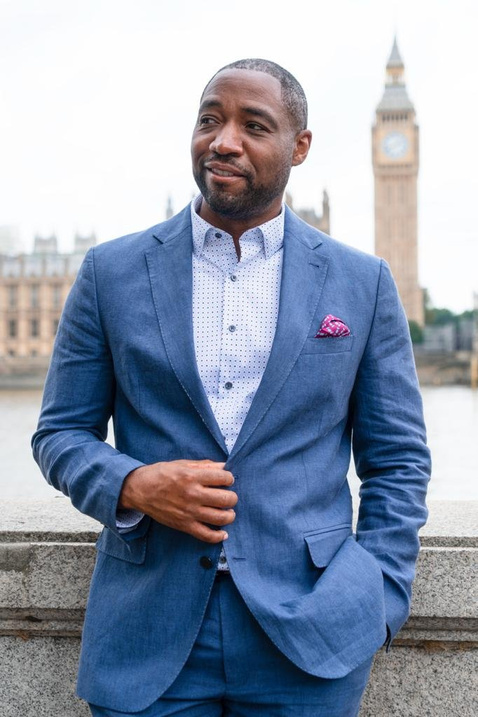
[8,285,18,308]
[31,284,40,308]
[31,318,39,338]
[8,319,17,338]
[52,284,62,308]
[7,349,16,357]
[31,349,38,357]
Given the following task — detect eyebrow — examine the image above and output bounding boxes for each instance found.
[198,99,279,130]
[242,106,279,130]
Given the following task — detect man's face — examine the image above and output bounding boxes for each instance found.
[191,69,310,225]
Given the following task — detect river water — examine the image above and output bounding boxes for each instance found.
[1,386,477,501]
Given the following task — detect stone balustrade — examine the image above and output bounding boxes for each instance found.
[0,499,477,716]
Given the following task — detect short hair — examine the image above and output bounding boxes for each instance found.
[202,58,308,132]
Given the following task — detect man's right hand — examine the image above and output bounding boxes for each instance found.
[119,459,237,543]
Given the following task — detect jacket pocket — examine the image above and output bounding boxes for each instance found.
[304,524,352,568]
[96,525,148,564]
[300,336,354,355]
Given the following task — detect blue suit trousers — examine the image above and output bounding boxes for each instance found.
[89,573,372,717]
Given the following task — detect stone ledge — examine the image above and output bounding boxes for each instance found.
[0,497,100,543]
[0,499,477,717]
[418,500,478,547]
[0,500,477,637]
[2,497,477,545]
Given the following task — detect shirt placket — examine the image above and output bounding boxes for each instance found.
[215,238,263,451]
[215,251,240,452]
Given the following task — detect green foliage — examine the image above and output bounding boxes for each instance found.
[425,307,456,326]
[408,320,424,344]
[423,288,476,326]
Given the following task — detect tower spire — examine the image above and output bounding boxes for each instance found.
[385,36,406,87]
[376,37,414,112]
[387,36,404,71]
[165,195,174,220]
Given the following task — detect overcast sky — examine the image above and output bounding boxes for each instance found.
[1,0,477,312]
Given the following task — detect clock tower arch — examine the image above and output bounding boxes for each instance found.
[372,38,424,325]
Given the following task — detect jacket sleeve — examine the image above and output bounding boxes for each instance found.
[351,259,431,641]
[31,248,145,534]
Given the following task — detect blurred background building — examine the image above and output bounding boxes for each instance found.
[286,189,330,234]
[0,234,95,368]
[372,38,424,327]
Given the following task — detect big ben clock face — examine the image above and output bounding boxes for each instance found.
[382,131,409,159]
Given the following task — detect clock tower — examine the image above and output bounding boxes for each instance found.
[372,38,424,326]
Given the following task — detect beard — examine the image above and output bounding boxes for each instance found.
[193,155,291,221]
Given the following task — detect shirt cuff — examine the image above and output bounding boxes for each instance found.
[116,508,145,533]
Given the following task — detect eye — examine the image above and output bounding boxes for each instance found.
[246,122,267,132]
[198,116,217,127]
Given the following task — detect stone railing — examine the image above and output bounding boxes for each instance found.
[1,499,477,717]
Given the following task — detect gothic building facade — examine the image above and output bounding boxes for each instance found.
[0,234,96,368]
[286,190,330,235]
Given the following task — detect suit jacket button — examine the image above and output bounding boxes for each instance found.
[200,556,214,570]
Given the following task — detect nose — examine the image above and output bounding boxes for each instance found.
[209,122,243,156]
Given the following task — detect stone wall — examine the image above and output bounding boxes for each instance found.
[1,499,477,716]
[414,351,473,386]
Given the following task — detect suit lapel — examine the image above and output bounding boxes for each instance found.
[228,211,329,462]
[145,209,227,453]
[143,207,329,461]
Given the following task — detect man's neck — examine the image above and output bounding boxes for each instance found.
[198,198,283,254]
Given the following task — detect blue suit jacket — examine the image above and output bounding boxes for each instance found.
[33,206,430,712]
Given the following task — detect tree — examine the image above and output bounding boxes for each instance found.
[409,320,424,344]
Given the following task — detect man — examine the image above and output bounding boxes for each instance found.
[33,59,431,716]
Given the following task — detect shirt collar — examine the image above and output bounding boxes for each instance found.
[190,194,284,261]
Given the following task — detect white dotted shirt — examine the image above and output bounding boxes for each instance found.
[191,195,284,570]
[118,196,284,573]
[191,195,284,453]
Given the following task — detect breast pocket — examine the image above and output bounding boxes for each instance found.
[304,523,352,568]
[300,336,354,355]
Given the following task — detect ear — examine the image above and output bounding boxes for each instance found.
[292,130,312,166]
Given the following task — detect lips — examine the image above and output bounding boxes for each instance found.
[204,161,246,180]
[209,168,237,177]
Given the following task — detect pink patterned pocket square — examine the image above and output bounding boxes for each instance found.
[315,314,351,338]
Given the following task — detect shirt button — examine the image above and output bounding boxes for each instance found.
[224,382,233,390]
[230,274,237,282]
[219,555,227,564]
[228,325,236,332]
[199,556,214,570]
